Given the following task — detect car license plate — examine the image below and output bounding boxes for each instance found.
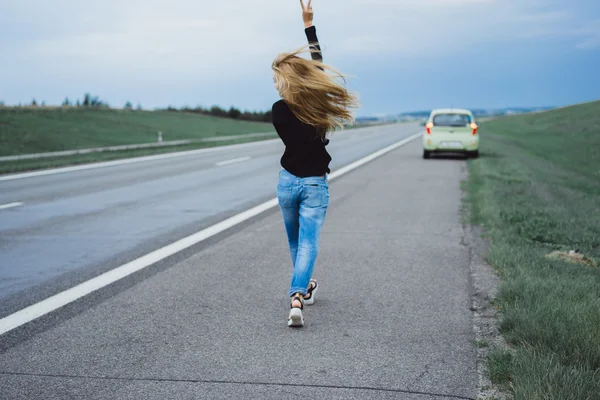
[440,141,463,149]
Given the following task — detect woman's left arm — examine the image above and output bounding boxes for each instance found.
[301,0,322,62]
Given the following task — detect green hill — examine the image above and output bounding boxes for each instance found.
[0,107,274,156]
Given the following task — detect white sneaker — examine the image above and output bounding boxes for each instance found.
[288,294,304,327]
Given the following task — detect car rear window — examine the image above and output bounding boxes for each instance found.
[432,113,472,127]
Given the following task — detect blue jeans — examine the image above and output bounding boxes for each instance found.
[277,169,329,297]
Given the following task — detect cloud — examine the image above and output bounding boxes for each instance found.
[0,0,598,109]
[575,20,600,49]
[577,36,600,50]
[2,0,593,70]
[5,0,592,64]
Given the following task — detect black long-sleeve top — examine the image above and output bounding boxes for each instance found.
[272,26,331,178]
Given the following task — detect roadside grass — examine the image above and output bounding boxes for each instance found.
[0,135,277,175]
[466,100,600,399]
[0,107,274,156]
[488,349,513,389]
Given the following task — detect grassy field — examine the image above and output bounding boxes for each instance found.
[466,101,600,398]
[0,107,274,156]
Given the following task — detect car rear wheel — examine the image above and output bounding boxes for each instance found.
[423,150,431,159]
[468,150,479,159]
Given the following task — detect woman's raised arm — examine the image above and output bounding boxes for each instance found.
[300,0,322,63]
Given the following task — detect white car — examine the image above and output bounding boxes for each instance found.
[423,109,480,159]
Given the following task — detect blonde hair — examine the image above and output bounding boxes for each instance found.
[272,46,359,135]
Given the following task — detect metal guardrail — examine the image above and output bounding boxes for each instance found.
[0,140,193,162]
[0,132,277,162]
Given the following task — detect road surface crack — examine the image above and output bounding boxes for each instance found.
[0,370,476,399]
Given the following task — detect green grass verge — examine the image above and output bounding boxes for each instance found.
[0,135,278,175]
[0,107,274,156]
[466,100,600,399]
[488,349,513,389]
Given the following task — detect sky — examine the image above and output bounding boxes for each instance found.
[0,0,599,116]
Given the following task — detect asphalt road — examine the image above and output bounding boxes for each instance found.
[0,127,477,399]
[0,124,418,313]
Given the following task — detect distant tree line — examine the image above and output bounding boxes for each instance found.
[123,101,143,111]
[61,93,110,108]
[164,105,272,123]
[2,94,271,123]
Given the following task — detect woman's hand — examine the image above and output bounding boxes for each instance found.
[300,0,313,28]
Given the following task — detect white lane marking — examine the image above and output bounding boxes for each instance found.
[215,156,251,167]
[0,139,279,183]
[0,202,24,210]
[0,131,421,336]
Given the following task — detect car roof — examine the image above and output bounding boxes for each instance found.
[430,108,473,115]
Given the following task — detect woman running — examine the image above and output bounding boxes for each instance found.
[272,0,359,327]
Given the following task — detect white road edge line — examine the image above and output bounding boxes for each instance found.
[0,132,421,336]
[0,202,24,210]
[0,139,280,183]
[216,156,251,167]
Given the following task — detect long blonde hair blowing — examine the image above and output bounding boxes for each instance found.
[272,46,359,135]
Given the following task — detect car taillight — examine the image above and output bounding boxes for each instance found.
[470,123,478,136]
[426,122,433,135]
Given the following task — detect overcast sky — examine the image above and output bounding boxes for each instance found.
[1,0,599,116]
